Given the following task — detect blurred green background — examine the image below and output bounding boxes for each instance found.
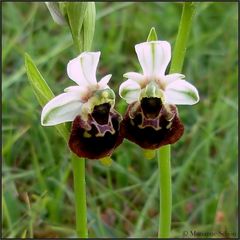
[2,2,238,238]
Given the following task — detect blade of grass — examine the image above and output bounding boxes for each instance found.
[3,36,72,90]
[132,182,158,237]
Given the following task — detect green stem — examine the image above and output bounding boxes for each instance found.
[158,145,171,238]
[69,3,96,237]
[170,2,196,74]
[157,2,196,238]
[71,155,88,238]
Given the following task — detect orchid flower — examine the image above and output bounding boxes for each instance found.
[119,40,199,149]
[41,52,123,159]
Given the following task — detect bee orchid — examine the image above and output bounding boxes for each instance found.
[41,52,123,159]
[119,40,199,149]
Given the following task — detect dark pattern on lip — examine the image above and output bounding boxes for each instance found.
[69,103,123,159]
[120,97,184,149]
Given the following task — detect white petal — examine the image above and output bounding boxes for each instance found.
[163,73,185,85]
[119,79,141,104]
[123,72,145,84]
[41,92,82,126]
[64,85,89,102]
[98,74,112,89]
[67,51,100,87]
[135,41,171,78]
[165,80,199,105]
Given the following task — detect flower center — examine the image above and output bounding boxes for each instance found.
[140,97,162,119]
[91,103,111,125]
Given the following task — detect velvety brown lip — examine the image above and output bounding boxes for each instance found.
[120,98,184,149]
[69,103,123,160]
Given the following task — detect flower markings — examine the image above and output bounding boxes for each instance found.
[41,52,123,160]
[119,34,199,150]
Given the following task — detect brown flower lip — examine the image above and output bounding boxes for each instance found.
[120,97,184,149]
[69,103,123,160]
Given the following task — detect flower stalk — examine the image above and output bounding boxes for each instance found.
[157,2,196,238]
[45,2,97,237]
[158,145,171,238]
[69,3,96,237]
[71,155,88,238]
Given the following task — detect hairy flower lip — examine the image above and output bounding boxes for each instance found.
[120,101,184,149]
[69,107,123,159]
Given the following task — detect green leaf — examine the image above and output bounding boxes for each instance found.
[53,2,96,53]
[147,27,158,42]
[80,2,96,52]
[65,3,88,52]
[59,2,67,17]
[24,53,69,141]
[45,2,66,25]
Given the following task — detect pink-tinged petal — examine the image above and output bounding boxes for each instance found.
[67,51,100,87]
[163,73,185,85]
[119,79,141,104]
[64,85,89,102]
[98,74,112,89]
[135,41,171,78]
[41,92,82,126]
[123,72,145,84]
[165,80,200,105]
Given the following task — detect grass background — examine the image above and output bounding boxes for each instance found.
[2,2,238,238]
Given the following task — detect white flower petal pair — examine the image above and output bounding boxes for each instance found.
[42,40,199,127]
[119,41,199,105]
[41,52,111,126]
